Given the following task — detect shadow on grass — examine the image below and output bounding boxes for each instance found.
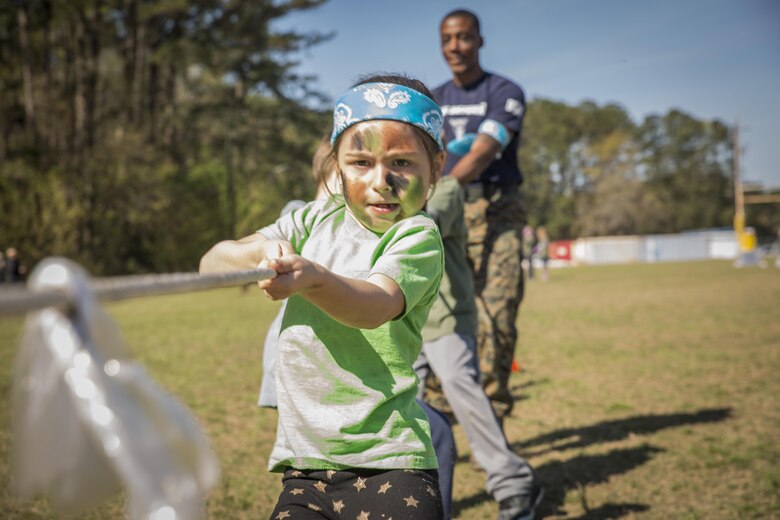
[504,378,548,405]
[529,408,732,518]
[452,408,733,518]
[534,445,662,518]
[451,489,492,516]
[452,445,661,518]
[509,378,550,393]
[514,407,733,457]
[567,502,650,519]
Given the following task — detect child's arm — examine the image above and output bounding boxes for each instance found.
[199,233,295,274]
[258,255,403,330]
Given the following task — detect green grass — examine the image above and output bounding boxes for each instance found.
[1,261,779,518]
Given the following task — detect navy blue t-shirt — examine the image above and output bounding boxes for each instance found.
[433,72,526,185]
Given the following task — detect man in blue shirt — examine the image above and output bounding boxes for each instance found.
[428,10,541,520]
[432,9,528,426]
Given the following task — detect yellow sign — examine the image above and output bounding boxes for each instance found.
[737,227,756,252]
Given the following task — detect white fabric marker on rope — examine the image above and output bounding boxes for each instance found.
[11,258,225,519]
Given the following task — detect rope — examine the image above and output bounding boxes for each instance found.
[0,267,276,317]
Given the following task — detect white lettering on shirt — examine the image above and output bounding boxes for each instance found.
[441,102,487,116]
[448,118,469,140]
[504,98,524,117]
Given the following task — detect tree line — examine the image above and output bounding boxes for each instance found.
[2,1,774,276]
[522,100,730,240]
[520,100,778,243]
[1,0,330,276]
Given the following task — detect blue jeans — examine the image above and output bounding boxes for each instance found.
[419,399,455,519]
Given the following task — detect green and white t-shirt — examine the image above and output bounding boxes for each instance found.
[258,197,444,472]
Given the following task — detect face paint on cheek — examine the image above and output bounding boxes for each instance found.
[340,170,378,230]
[350,205,374,230]
[399,176,427,215]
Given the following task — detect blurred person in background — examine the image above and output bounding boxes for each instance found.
[417,174,541,520]
[534,228,550,282]
[521,225,535,280]
[257,131,335,409]
[5,247,25,283]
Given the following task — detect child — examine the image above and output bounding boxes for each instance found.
[256,199,306,408]
[257,128,457,518]
[200,74,446,519]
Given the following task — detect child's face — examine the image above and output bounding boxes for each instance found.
[337,121,437,233]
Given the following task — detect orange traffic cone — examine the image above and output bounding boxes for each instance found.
[511,359,521,373]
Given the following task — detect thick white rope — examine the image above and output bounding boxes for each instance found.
[0,262,276,317]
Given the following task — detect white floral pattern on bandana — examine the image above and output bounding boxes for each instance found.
[334,103,357,130]
[331,82,444,150]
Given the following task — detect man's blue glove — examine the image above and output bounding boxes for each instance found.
[446,133,477,156]
[445,120,511,157]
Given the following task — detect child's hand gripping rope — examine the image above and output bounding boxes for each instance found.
[256,239,321,301]
[258,254,322,302]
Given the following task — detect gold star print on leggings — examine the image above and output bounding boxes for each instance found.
[269,468,443,519]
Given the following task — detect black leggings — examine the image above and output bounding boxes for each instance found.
[269,468,443,519]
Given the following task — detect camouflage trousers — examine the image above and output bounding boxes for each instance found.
[424,190,526,419]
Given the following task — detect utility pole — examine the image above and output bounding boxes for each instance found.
[733,121,744,236]
[732,121,760,266]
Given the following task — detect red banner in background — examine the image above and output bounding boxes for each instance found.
[550,240,572,260]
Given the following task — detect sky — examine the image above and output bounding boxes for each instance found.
[274,0,780,189]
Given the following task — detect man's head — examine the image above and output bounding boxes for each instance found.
[440,9,483,83]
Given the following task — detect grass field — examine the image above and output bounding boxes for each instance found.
[1,260,779,519]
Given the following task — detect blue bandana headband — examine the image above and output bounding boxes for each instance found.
[330,82,444,150]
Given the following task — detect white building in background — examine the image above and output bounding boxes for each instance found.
[566,229,739,266]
